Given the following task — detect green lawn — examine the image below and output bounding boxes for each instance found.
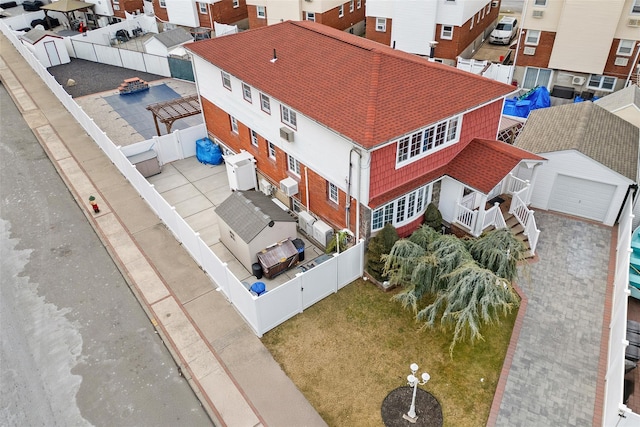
[262,279,517,427]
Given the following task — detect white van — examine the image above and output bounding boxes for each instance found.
[489,17,518,45]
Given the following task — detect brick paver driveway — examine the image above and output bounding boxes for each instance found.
[495,211,612,426]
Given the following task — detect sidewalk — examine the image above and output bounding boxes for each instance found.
[0,34,327,427]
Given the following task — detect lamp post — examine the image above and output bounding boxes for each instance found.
[403,363,430,423]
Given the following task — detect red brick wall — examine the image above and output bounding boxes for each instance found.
[202,0,247,27]
[365,16,391,46]
[603,38,640,81]
[247,5,268,29]
[152,0,168,22]
[112,0,144,19]
[368,100,503,205]
[435,3,499,60]
[514,30,554,68]
[315,1,365,32]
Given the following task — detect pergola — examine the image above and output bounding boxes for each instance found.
[146,95,201,136]
[40,0,94,27]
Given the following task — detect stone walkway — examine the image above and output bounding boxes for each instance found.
[494,211,611,426]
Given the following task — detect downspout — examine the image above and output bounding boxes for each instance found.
[346,148,362,241]
[508,0,528,86]
[209,4,214,33]
[305,166,310,211]
[615,183,638,224]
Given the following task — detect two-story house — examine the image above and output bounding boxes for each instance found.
[151,0,248,32]
[185,20,545,244]
[245,0,366,34]
[514,0,640,95]
[365,0,501,64]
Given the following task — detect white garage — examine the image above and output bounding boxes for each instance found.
[514,102,639,226]
[548,174,616,222]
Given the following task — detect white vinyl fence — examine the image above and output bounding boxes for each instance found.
[602,195,640,425]
[1,22,364,337]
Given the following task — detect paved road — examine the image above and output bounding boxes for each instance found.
[500,0,524,14]
[0,84,213,427]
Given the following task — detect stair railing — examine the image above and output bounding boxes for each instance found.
[509,193,540,254]
[454,203,477,234]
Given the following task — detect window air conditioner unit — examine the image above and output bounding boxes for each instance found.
[259,178,274,196]
[297,210,316,235]
[571,76,586,85]
[615,57,629,67]
[523,47,536,55]
[628,18,640,27]
[280,177,298,196]
[312,220,334,248]
[279,127,295,142]
[532,10,544,18]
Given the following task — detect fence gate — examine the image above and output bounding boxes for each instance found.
[168,57,194,82]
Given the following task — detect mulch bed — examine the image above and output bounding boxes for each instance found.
[381,386,443,427]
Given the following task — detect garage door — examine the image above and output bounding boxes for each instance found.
[548,175,616,222]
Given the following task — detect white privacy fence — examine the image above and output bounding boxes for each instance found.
[602,196,640,426]
[2,22,364,337]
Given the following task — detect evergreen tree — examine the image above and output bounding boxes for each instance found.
[366,223,399,282]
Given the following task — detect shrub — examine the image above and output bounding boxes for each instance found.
[424,202,443,231]
[366,223,399,282]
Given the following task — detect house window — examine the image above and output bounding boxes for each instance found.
[617,39,635,56]
[376,18,386,32]
[242,83,252,102]
[357,0,361,9]
[634,0,640,14]
[250,129,259,147]
[287,154,301,176]
[339,4,344,17]
[230,116,238,133]
[257,6,266,19]
[371,185,431,231]
[587,75,617,91]
[534,0,547,5]
[281,105,297,129]
[328,182,339,204]
[522,67,552,89]
[268,141,276,160]
[349,0,354,12]
[198,2,207,14]
[441,25,453,40]
[233,0,239,8]
[525,29,540,45]
[396,115,462,165]
[260,93,271,114]
[159,0,166,7]
[221,71,231,90]
[305,12,315,21]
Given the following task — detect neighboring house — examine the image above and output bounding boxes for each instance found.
[108,0,144,20]
[20,29,70,68]
[365,0,501,64]
[245,0,365,34]
[514,101,640,226]
[513,0,640,95]
[143,27,193,56]
[595,84,640,128]
[152,0,247,31]
[186,21,546,246]
[215,190,297,272]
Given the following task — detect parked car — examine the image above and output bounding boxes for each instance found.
[490,17,518,45]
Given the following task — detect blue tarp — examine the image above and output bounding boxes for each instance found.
[503,86,551,118]
[196,137,223,165]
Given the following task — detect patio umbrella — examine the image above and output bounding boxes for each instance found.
[40,0,94,28]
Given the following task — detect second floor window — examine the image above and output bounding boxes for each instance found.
[617,39,635,56]
[305,12,315,22]
[349,0,354,12]
[396,116,461,165]
[268,141,276,160]
[230,116,238,133]
[198,2,206,14]
[281,105,297,129]
[376,18,386,32]
[257,6,266,19]
[159,0,166,7]
[634,0,640,14]
[525,29,540,45]
[250,129,259,146]
[260,93,271,114]
[357,0,361,8]
[233,0,239,8]
[221,71,231,90]
[328,182,339,204]
[338,4,344,17]
[242,83,252,102]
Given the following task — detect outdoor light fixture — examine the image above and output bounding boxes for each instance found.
[403,362,430,423]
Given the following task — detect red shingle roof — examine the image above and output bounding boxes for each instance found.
[186,21,517,149]
[369,139,545,207]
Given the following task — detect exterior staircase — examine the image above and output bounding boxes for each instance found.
[483,194,534,258]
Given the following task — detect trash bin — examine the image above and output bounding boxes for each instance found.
[292,238,305,262]
[252,262,263,279]
[250,282,266,296]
